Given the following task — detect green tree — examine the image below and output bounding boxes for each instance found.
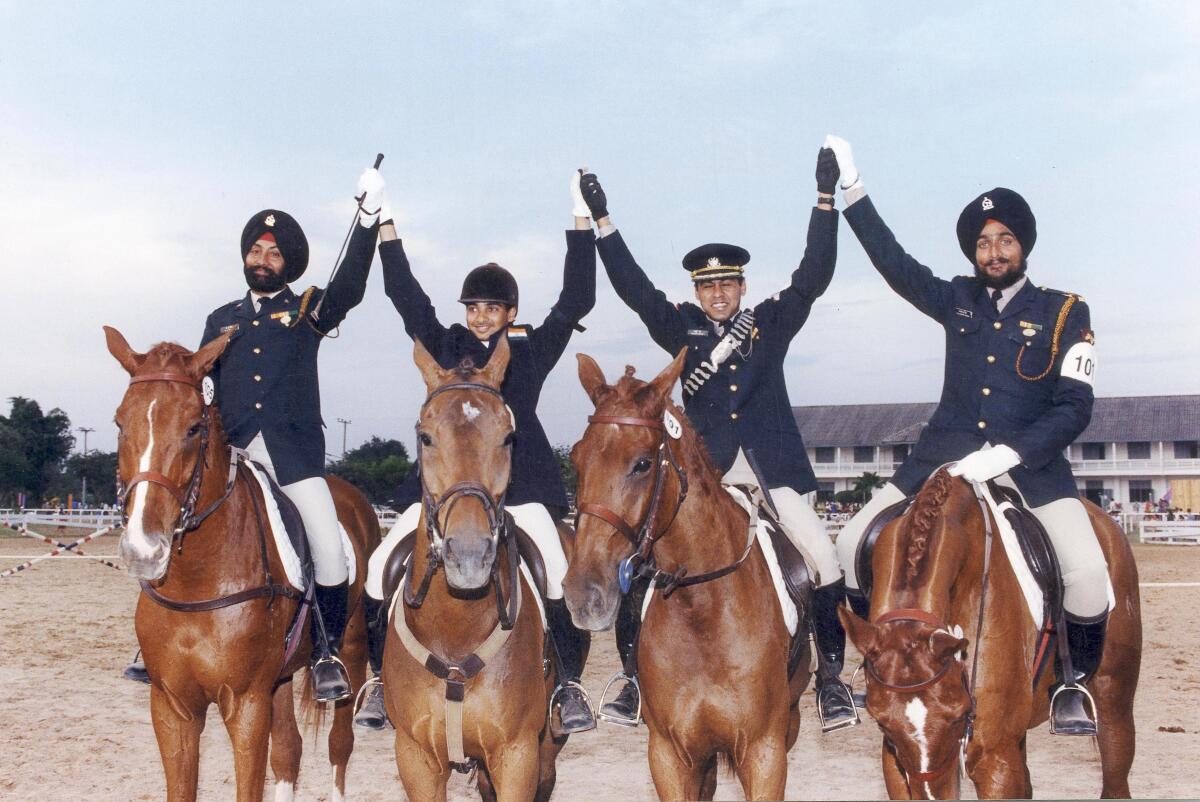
[554,444,577,502]
[327,436,412,505]
[852,471,886,504]
[0,397,74,503]
[49,451,119,506]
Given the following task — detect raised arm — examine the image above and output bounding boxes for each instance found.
[378,194,452,354]
[829,136,954,321]
[311,168,385,332]
[583,171,687,355]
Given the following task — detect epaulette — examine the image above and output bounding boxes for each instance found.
[507,324,530,340]
[1040,286,1085,303]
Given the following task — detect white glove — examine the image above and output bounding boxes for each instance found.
[571,168,590,218]
[948,444,1022,483]
[356,167,388,227]
[823,134,862,191]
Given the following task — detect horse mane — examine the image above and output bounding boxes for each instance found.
[903,468,956,583]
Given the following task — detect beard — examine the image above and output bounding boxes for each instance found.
[243,264,286,293]
[974,256,1028,290]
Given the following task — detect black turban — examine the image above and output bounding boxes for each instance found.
[240,209,309,282]
[955,188,1036,262]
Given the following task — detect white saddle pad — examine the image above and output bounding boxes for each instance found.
[641,487,798,636]
[243,461,356,591]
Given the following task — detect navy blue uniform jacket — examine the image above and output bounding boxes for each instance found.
[382,230,596,513]
[844,196,1093,507]
[596,207,838,495]
[201,223,378,485]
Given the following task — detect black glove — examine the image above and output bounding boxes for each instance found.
[579,172,609,220]
[815,147,840,195]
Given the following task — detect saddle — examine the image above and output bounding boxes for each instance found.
[251,461,312,579]
[854,496,914,599]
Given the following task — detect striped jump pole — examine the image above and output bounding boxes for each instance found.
[1,526,117,578]
[19,526,123,572]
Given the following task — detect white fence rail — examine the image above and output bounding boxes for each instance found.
[1139,519,1200,545]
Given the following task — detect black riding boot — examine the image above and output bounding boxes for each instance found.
[812,579,858,732]
[312,580,352,702]
[123,650,150,684]
[845,586,871,621]
[354,595,390,730]
[600,577,647,726]
[1050,612,1107,736]
[546,598,596,734]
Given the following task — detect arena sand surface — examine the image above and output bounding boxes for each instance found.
[1,529,1197,801]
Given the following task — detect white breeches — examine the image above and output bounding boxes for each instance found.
[724,450,841,588]
[367,501,568,600]
[245,433,348,586]
[837,478,1109,618]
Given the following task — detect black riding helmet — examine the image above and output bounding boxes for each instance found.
[458,262,518,308]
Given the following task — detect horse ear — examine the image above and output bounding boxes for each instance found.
[103,325,143,375]
[930,629,968,661]
[189,329,234,380]
[576,353,609,405]
[478,332,510,388]
[646,347,688,402]
[839,604,879,659]
[414,340,446,392]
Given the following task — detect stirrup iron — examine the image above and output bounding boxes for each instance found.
[549,680,597,735]
[1049,681,1099,736]
[597,671,642,727]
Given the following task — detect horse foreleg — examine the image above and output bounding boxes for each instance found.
[394,727,449,802]
[647,730,706,802]
[269,679,302,802]
[967,742,1031,799]
[485,734,541,802]
[533,730,565,802]
[150,684,206,802]
[223,688,274,802]
[734,735,788,801]
[326,611,368,801]
[698,755,719,801]
[880,740,912,800]
[1093,668,1136,798]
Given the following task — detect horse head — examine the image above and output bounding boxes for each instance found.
[563,348,687,630]
[104,325,233,580]
[413,335,512,591]
[839,469,979,799]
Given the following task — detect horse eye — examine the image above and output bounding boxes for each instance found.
[186,422,203,439]
[418,432,433,447]
[631,457,653,475]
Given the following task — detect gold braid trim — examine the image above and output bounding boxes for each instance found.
[1016,294,1076,381]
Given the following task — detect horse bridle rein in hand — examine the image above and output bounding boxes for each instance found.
[403,381,520,630]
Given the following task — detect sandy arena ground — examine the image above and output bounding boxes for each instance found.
[1,528,1197,801]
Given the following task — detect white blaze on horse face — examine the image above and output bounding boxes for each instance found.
[124,399,161,556]
[461,400,482,423]
[905,696,931,771]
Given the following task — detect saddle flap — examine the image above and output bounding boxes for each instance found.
[1000,505,1064,622]
[513,517,549,600]
[382,531,416,601]
[855,496,914,598]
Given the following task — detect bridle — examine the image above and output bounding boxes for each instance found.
[577,410,754,597]
[116,372,239,547]
[403,381,519,630]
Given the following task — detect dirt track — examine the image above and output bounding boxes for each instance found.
[1,530,1197,801]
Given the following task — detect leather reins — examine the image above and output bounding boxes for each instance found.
[577,411,754,597]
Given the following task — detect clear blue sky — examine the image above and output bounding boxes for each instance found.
[3,2,1197,454]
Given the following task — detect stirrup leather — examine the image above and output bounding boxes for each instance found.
[1049,681,1099,736]
[597,671,642,727]
[549,680,597,735]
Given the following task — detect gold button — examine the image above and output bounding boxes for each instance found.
[730,384,738,392]
[253,347,262,354]
[254,402,263,410]
[992,321,1002,330]
[730,413,739,420]
[981,387,991,396]
[254,375,262,382]
[252,320,260,327]
[977,420,987,429]
[729,364,737,371]
[987,355,996,364]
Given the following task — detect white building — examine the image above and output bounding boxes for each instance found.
[794,395,1200,511]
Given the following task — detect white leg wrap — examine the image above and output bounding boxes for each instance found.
[508,503,567,599]
[365,502,421,600]
[836,482,907,591]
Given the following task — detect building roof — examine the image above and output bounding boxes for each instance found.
[792,395,1200,447]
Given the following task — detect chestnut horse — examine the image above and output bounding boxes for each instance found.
[383,337,568,802]
[565,350,809,801]
[840,468,1141,799]
[105,326,378,802]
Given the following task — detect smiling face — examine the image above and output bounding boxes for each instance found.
[243,237,287,292]
[974,220,1027,290]
[464,302,517,341]
[694,278,746,322]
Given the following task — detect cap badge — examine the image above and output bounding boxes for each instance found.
[706,256,721,268]
[265,214,276,227]
[981,196,994,211]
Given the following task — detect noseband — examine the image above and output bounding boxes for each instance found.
[404,381,519,629]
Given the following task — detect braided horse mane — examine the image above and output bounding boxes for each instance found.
[903,468,956,583]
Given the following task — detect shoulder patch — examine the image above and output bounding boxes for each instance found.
[507,325,530,340]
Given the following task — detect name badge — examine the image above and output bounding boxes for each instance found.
[687,328,709,336]
[220,324,239,334]
[954,307,974,319]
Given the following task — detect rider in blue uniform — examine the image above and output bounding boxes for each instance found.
[577,148,858,732]
[825,135,1108,735]
[365,171,599,734]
